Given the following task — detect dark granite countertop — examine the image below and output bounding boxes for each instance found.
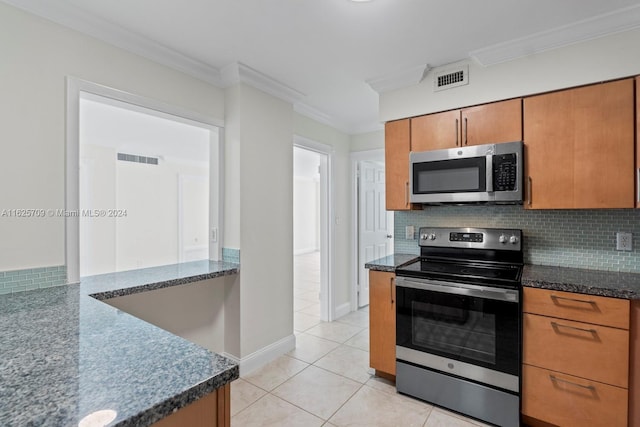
[523,264,640,300]
[0,260,240,427]
[366,254,640,300]
[365,254,419,272]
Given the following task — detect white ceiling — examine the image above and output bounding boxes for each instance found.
[8,0,640,134]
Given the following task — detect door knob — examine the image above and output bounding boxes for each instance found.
[386,235,393,238]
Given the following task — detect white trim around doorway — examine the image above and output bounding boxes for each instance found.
[293,135,335,322]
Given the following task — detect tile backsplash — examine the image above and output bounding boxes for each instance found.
[394,206,640,273]
[0,265,67,295]
[222,247,240,263]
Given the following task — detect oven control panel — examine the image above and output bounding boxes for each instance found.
[419,227,522,251]
[449,232,483,243]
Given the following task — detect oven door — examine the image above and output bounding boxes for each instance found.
[395,276,520,392]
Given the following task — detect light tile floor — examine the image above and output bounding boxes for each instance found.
[231,252,491,426]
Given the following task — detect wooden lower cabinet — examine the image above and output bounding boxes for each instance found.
[523,313,629,388]
[152,383,231,427]
[369,270,396,377]
[522,287,635,427]
[522,364,628,427]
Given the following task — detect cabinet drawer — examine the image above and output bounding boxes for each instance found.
[523,313,629,388]
[522,364,627,427]
[524,287,629,329]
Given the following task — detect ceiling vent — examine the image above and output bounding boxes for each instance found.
[434,65,469,92]
[117,152,158,165]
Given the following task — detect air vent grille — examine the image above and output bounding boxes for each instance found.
[117,153,158,165]
[434,65,469,92]
[438,71,464,87]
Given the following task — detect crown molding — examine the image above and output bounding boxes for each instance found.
[2,0,224,86]
[293,102,334,125]
[366,64,430,94]
[221,62,305,105]
[470,4,640,66]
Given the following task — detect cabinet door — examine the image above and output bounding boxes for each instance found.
[461,99,522,146]
[369,270,396,376]
[636,77,640,208]
[411,110,460,151]
[385,119,411,210]
[524,79,634,209]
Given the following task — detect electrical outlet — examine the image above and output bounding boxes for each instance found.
[616,232,633,251]
[405,225,415,240]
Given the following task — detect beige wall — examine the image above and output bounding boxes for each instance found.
[380,28,640,122]
[105,278,226,353]
[224,84,295,358]
[350,130,384,152]
[0,3,224,271]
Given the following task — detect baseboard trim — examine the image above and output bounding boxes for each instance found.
[230,334,297,376]
[334,302,351,320]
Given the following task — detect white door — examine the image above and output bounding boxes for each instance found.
[358,161,393,307]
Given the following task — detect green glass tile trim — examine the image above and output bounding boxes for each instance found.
[0,265,67,295]
[222,248,240,263]
[394,206,640,273]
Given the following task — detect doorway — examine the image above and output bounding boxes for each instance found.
[293,138,332,327]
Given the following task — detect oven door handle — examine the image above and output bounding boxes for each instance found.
[395,276,519,303]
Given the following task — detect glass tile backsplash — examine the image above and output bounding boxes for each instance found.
[0,265,67,295]
[394,206,640,273]
[222,247,240,263]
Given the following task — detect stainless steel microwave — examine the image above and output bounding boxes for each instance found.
[409,141,523,204]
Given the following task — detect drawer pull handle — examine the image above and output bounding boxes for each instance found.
[550,321,597,335]
[549,375,595,391]
[405,181,410,207]
[390,277,394,304]
[464,117,468,146]
[550,294,596,306]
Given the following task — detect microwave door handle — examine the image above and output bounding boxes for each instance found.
[486,154,493,192]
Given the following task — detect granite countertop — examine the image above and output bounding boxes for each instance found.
[365,254,640,300]
[364,254,418,272]
[523,264,640,300]
[0,260,240,427]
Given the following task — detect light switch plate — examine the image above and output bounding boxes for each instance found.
[405,225,415,240]
[616,232,632,251]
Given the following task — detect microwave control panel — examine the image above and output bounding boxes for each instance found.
[493,154,518,191]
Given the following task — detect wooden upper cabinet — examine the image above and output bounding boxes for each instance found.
[461,99,522,146]
[524,78,635,209]
[411,110,460,151]
[411,99,522,152]
[636,77,640,209]
[385,119,412,210]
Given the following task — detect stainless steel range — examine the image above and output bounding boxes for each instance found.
[395,227,523,427]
